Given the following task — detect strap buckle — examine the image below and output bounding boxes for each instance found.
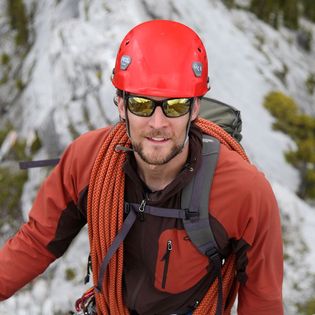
[124,203,130,214]
[184,209,199,220]
[205,247,221,263]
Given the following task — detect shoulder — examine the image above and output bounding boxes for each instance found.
[62,126,113,170]
[57,126,113,195]
[210,144,279,241]
[215,143,271,195]
[70,126,113,153]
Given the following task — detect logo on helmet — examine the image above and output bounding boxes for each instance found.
[120,55,132,70]
[192,62,203,77]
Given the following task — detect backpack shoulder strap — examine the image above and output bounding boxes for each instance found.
[182,134,223,315]
[182,134,220,256]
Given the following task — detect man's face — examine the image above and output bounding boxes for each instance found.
[118,94,200,166]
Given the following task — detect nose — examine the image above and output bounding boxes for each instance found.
[148,106,169,129]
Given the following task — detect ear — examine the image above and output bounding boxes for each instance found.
[191,98,200,121]
[117,96,126,120]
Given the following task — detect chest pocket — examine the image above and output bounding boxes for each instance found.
[154,228,209,294]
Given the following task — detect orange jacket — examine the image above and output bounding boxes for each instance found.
[0,125,283,314]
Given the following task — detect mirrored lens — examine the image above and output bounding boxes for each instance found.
[164,98,191,117]
[128,97,154,117]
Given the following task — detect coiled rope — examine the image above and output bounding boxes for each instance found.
[87,117,249,315]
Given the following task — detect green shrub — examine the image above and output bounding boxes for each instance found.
[263,91,298,129]
[1,123,43,161]
[7,0,29,47]
[302,0,315,22]
[0,167,27,232]
[5,138,28,161]
[1,53,10,65]
[249,0,299,30]
[30,132,42,154]
[263,91,315,199]
[0,125,43,236]
[0,129,9,146]
[65,267,76,281]
[297,295,315,315]
[222,0,235,9]
[282,0,299,30]
[0,72,9,85]
[249,0,280,29]
[68,123,80,140]
[298,28,313,52]
[305,73,315,95]
[96,69,102,82]
[273,63,289,86]
[15,78,25,91]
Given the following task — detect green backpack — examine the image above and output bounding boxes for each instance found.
[199,97,242,142]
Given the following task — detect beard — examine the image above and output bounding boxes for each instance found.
[132,142,184,165]
[131,130,185,165]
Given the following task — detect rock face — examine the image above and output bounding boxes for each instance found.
[0,0,315,314]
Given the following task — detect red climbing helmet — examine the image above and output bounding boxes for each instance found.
[111,20,209,98]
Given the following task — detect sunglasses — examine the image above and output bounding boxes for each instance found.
[124,94,194,118]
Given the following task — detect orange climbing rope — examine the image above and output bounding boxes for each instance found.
[87,118,249,315]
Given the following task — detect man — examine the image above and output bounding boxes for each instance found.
[0,20,283,314]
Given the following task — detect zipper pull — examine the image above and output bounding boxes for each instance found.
[167,240,172,251]
[162,240,172,261]
[161,240,172,289]
[138,199,146,221]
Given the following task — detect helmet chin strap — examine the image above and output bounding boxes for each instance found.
[122,91,132,139]
[180,101,194,152]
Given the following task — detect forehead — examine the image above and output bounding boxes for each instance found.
[128,92,168,100]
[128,93,189,101]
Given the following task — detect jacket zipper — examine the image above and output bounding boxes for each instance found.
[161,240,172,289]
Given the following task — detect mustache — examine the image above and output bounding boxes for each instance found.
[143,129,172,138]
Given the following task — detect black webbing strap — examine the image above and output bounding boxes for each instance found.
[182,134,222,315]
[96,209,137,292]
[19,158,60,169]
[126,203,188,219]
[182,135,220,255]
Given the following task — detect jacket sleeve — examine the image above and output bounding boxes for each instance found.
[237,173,284,315]
[0,140,86,300]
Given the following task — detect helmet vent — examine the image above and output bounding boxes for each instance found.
[198,47,202,53]
[125,40,130,46]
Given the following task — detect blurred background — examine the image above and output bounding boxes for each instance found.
[0,0,315,314]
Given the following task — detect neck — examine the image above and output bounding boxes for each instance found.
[134,143,189,192]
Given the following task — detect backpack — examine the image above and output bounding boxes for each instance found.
[199,97,242,143]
